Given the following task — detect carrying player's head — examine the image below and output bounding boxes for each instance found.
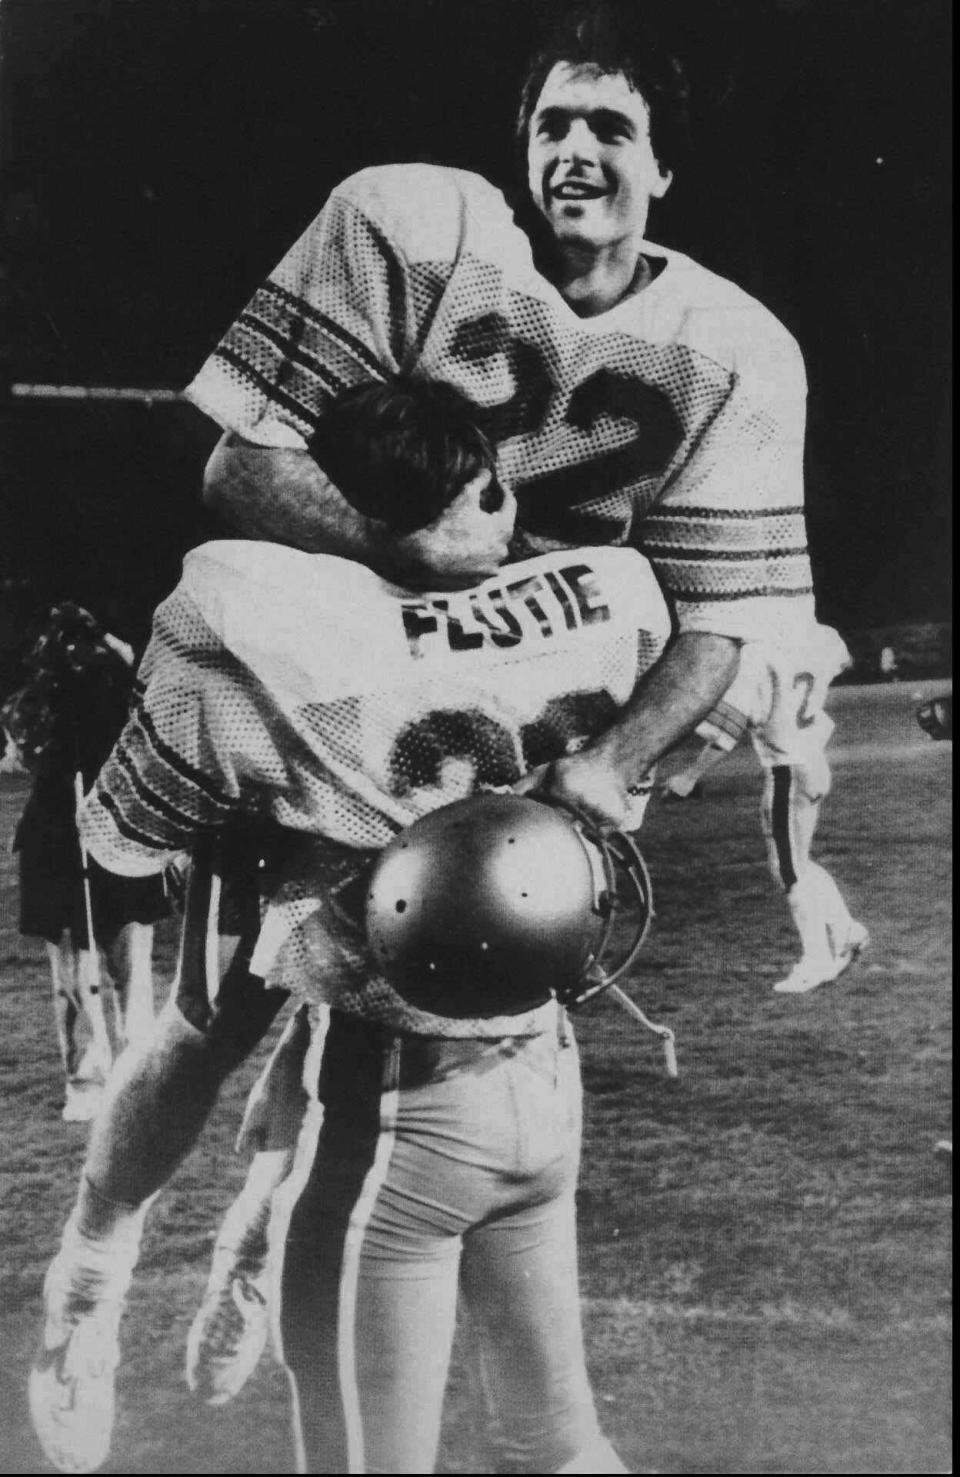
[516,4,689,251]
[308,380,516,590]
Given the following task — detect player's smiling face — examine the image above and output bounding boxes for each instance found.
[526,64,672,254]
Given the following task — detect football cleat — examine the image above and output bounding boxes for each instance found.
[365,792,653,1017]
[29,1265,122,1475]
[831,921,870,976]
[185,1264,270,1406]
[773,922,869,994]
[772,961,837,995]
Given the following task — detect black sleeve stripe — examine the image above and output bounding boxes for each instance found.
[644,505,806,522]
[644,544,809,563]
[211,348,323,432]
[262,280,388,379]
[114,743,226,834]
[136,705,237,809]
[96,786,180,853]
[235,313,348,398]
[669,584,815,603]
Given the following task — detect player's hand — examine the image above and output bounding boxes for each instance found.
[163,853,191,909]
[515,752,630,830]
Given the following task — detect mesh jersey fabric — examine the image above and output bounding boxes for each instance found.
[185,164,814,645]
[696,624,850,764]
[79,540,670,1036]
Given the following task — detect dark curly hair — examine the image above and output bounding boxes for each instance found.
[307,380,500,534]
[515,3,691,177]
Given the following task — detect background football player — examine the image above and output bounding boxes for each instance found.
[661,626,868,993]
[32,378,671,1475]
[1,605,166,1120]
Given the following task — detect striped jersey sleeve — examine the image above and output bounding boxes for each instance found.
[78,601,250,875]
[183,172,452,449]
[636,323,813,643]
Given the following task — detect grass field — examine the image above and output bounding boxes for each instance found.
[0,681,951,1475]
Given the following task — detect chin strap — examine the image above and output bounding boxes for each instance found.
[606,982,678,1080]
[535,796,678,1079]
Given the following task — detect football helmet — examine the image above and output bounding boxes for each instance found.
[365,792,652,1018]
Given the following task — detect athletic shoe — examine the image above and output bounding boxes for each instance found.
[831,920,870,977]
[773,923,870,995]
[772,960,835,994]
[185,1263,270,1406]
[61,1083,104,1124]
[29,1265,122,1474]
[934,1140,952,1159]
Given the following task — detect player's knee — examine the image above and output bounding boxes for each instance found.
[157,998,261,1077]
[104,921,153,981]
[105,999,244,1089]
[794,756,831,805]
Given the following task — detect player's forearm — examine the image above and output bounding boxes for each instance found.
[202,432,373,555]
[592,632,740,781]
[538,632,740,827]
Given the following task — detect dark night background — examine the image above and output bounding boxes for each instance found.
[0,0,951,673]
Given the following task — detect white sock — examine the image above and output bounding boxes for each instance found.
[805,862,855,953]
[209,1149,293,1279]
[50,1180,153,1318]
[785,874,832,968]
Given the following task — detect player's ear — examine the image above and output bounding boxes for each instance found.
[651,165,673,199]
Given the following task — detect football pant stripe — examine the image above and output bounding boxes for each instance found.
[769,764,798,890]
[278,1013,392,1474]
[337,1043,401,1475]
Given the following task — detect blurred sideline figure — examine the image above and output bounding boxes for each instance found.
[31,380,671,1475]
[878,644,899,681]
[661,626,869,994]
[1,604,167,1119]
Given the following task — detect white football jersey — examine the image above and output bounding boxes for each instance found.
[185,164,814,645]
[79,540,669,1036]
[697,625,851,765]
[80,540,669,872]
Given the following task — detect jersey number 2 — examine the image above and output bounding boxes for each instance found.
[793,673,816,729]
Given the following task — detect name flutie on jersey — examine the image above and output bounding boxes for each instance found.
[401,562,612,659]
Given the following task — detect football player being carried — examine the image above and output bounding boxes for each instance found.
[32,378,670,1476]
[660,628,869,993]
